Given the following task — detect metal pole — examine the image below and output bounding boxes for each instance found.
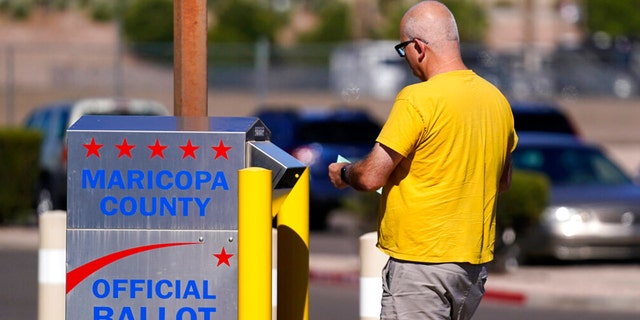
[5,46,15,125]
[38,211,67,320]
[523,0,537,72]
[174,0,208,116]
[255,38,269,107]
[114,0,125,98]
[277,168,309,320]
[238,167,273,320]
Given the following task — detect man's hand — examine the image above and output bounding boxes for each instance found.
[328,143,403,192]
[328,163,349,189]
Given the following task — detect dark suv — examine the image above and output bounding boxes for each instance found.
[254,106,381,229]
[24,98,169,214]
[510,101,580,136]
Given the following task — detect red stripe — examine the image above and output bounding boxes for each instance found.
[484,290,527,304]
[66,242,200,294]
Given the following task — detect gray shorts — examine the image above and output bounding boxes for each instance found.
[381,258,488,320]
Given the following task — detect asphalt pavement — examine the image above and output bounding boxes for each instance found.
[309,222,640,314]
[2,223,640,314]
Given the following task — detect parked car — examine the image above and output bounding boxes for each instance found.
[329,41,511,101]
[254,106,382,229]
[510,101,580,136]
[330,41,410,100]
[547,48,638,98]
[23,98,170,214]
[510,133,640,262]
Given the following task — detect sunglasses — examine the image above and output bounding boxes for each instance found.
[394,38,428,57]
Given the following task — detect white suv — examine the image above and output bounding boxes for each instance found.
[23,98,169,214]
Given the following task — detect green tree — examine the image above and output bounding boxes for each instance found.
[373,1,413,39]
[375,0,488,42]
[208,0,289,43]
[89,0,115,22]
[584,0,640,37]
[122,0,173,43]
[441,0,487,43]
[299,1,352,43]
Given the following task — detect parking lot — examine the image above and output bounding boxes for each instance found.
[7,89,640,170]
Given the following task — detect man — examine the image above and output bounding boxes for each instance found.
[328,1,517,319]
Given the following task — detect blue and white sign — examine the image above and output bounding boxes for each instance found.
[66,116,271,319]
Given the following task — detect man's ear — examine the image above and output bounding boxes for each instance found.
[415,41,426,61]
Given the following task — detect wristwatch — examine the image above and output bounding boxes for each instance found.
[340,165,349,184]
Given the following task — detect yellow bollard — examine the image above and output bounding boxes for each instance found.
[277,168,309,320]
[238,168,272,320]
[38,210,67,320]
[272,228,278,319]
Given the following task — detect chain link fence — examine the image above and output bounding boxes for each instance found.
[2,41,638,126]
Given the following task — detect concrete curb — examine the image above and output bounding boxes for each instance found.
[484,265,640,313]
[306,251,640,314]
[306,255,530,306]
[0,227,39,250]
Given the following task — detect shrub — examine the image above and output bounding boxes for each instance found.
[496,169,550,233]
[0,128,41,224]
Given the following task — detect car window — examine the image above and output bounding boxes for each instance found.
[513,146,631,186]
[40,110,52,139]
[84,110,162,116]
[256,114,296,150]
[297,120,380,145]
[513,112,576,135]
[26,109,49,133]
[25,111,44,130]
[54,108,70,141]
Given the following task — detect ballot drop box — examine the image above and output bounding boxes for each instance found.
[65,116,304,320]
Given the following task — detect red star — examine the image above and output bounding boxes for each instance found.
[180,139,199,159]
[213,247,233,267]
[211,140,232,160]
[147,139,168,159]
[115,138,135,158]
[83,137,103,158]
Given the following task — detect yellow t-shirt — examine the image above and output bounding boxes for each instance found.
[376,70,518,264]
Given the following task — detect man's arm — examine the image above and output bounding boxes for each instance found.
[328,142,403,192]
[499,153,513,193]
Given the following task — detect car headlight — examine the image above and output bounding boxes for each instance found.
[544,206,594,237]
[545,206,592,223]
[291,145,321,167]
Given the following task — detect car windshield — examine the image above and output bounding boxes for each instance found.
[513,146,632,186]
[85,110,161,116]
[514,112,575,135]
[297,120,380,144]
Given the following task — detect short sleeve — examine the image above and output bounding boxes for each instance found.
[376,96,426,157]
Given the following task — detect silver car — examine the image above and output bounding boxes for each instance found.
[513,133,640,261]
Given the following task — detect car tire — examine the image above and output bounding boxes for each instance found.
[309,201,338,231]
[491,227,521,273]
[491,243,521,273]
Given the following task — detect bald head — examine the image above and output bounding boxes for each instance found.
[398,1,465,80]
[401,1,460,49]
